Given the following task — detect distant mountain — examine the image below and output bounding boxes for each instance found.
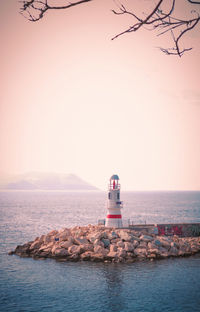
[0,173,97,190]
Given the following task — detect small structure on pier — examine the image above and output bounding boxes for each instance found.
[105,174,123,228]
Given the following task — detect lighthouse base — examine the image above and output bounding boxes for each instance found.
[105,218,123,228]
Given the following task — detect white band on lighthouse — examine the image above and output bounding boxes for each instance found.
[105,174,123,228]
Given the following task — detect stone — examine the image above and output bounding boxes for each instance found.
[107,251,118,259]
[101,238,110,248]
[117,241,125,248]
[59,241,73,249]
[139,241,147,248]
[74,237,89,245]
[93,239,104,247]
[68,245,83,255]
[169,246,178,256]
[59,233,70,241]
[90,253,105,262]
[94,245,109,256]
[80,251,93,261]
[134,247,147,257]
[54,248,69,257]
[124,242,134,252]
[118,231,133,242]
[30,240,42,250]
[108,231,119,240]
[140,235,154,242]
[79,243,94,252]
[154,239,162,247]
[87,232,102,243]
[117,248,127,258]
[109,244,118,252]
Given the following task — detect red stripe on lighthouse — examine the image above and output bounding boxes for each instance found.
[107,214,122,218]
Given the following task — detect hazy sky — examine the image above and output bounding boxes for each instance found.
[0,0,200,190]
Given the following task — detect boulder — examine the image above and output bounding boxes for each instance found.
[108,231,119,240]
[79,243,94,252]
[90,253,105,262]
[59,241,73,249]
[74,237,89,245]
[68,245,83,255]
[53,248,69,257]
[80,251,93,261]
[109,244,118,252]
[117,241,125,248]
[124,242,134,252]
[134,247,147,257]
[101,238,110,248]
[30,240,42,250]
[138,241,147,249]
[87,232,102,243]
[107,251,118,259]
[94,245,109,256]
[117,248,127,258]
[140,235,154,242]
[93,239,104,247]
[118,231,133,242]
[169,246,178,256]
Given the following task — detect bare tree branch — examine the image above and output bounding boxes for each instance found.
[19,0,200,56]
[19,0,94,22]
[111,0,200,56]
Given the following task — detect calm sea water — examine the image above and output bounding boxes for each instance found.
[0,191,200,312]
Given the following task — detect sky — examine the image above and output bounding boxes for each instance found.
[0,0,200,191]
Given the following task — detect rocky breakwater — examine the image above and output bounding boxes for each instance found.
[9,225,200,263]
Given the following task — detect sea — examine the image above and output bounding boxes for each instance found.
[0,190,200,312]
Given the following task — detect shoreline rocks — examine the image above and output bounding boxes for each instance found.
[9,225,200,263]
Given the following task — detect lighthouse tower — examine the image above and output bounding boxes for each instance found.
[105,174,123,228]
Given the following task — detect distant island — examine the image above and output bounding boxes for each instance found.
[0,172,97,190]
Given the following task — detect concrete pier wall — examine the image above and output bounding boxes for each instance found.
[128,223,200,237]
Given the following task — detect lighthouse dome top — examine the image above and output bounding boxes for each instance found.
[110,174,119,180]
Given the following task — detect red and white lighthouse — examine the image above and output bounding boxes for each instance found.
[105,174,123,228]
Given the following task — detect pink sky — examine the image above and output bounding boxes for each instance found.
[0,0,200,190]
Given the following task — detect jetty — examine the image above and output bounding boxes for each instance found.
[9,224,200,263]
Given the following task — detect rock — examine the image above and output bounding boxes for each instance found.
[79,243,94,252]
[101,238,110,248]
[119,231,133,242]
[109,244,118,252]
[68,245,83,255]
[117,241,125,248]
[93,239,104,247]
[14,243,31,256]
[107,251,118,259]
[80,251,93,261]
[59,241,73,249]
[124,242,134,252]
[59,233,70,241]
[132,240,139,248]
[117,248,127,258]
[138,241,147,248]
[30,240,42,250]
[54,248,69,257]
[94,245,109,256]
[169,246,178,256]
[10,224,200,263]
[74,237,89,245]
[140,235,154,242]
[108,231,119,240]
[134,247,147,257]
[87,232,102,243]
[154,239,162,247]
[90,253,105,262]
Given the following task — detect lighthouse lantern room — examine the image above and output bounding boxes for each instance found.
[105,174,123,228]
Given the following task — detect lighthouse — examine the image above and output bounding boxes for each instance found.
[105,174,123,228]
